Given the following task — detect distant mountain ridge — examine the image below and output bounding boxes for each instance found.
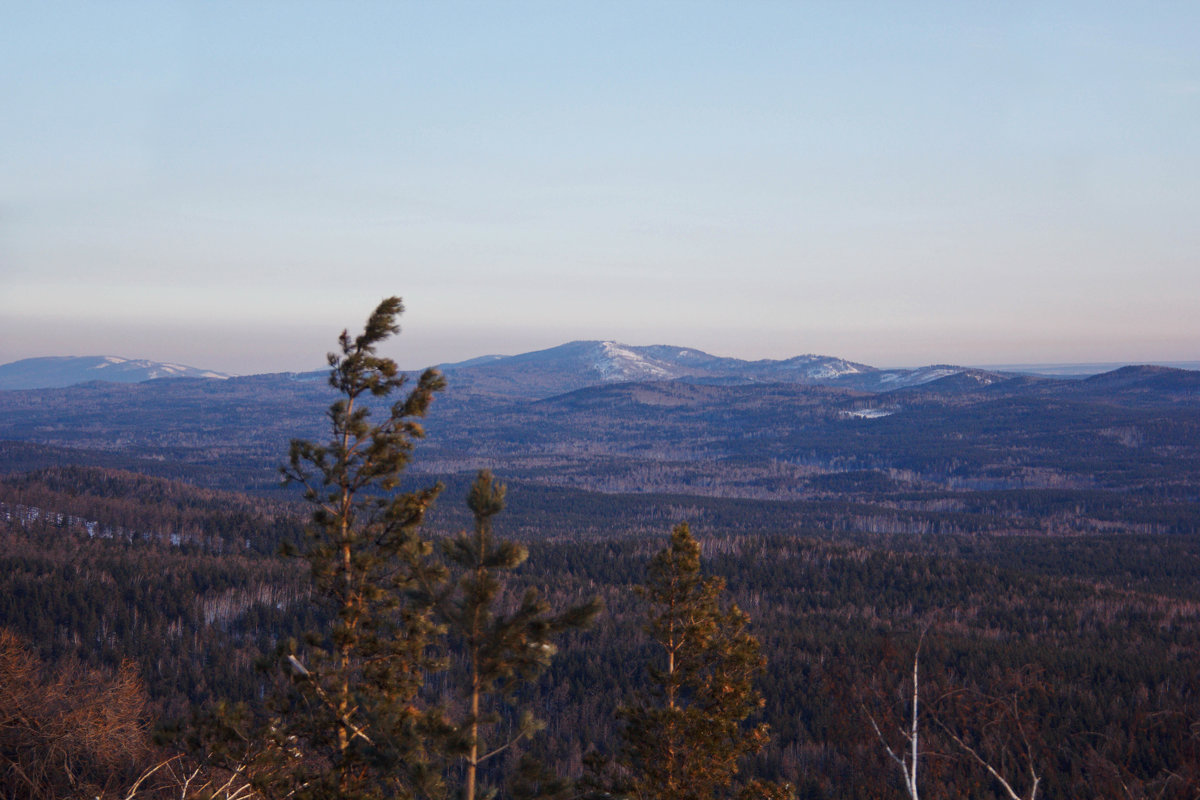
[432,340,999,398]
[1,353,1198,502]
[2,343,1195,398]
[0,356,230,391]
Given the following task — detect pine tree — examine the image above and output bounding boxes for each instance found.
[615,523,791,800]
[434,470,600,800]
[273,296,448,800]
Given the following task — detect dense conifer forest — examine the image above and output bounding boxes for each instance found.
[2,301,1200,797]
[5,470,1200,797]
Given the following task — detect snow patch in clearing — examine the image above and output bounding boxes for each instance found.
[842,408,895,419]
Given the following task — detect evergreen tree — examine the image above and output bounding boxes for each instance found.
[272,297,448,800]
[615,523,790,800]
[434,470,600,800]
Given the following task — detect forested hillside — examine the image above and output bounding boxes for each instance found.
[2,304,1199,798]
[4,468,1200,797]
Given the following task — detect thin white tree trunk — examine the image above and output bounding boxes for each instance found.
[866,629,927,800]
[909,644,919,800]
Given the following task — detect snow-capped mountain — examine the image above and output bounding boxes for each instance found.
[435,341,690,397]
[0,356,230,391]
[435,340,969,399]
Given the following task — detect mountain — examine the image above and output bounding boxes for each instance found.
[0,356,230,391]
[875,367,1013,396]
[0,342,1003,397]
[1069,365,1200,402]
[433,340,962,399]
[5,343,1177,400]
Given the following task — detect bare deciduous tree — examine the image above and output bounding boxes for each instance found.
[0,628,150,799]
[935,667,1046,800]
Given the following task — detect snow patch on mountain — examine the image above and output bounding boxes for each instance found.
[593,341,674,380]
[769,354,871,382]
[873,366,961,388]
[907,367,960,384]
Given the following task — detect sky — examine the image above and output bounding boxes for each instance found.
[2,2,1198,374]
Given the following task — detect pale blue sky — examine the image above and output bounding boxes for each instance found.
[2,2,1198,373]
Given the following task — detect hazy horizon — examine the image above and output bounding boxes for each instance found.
[3,3,1197,374]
